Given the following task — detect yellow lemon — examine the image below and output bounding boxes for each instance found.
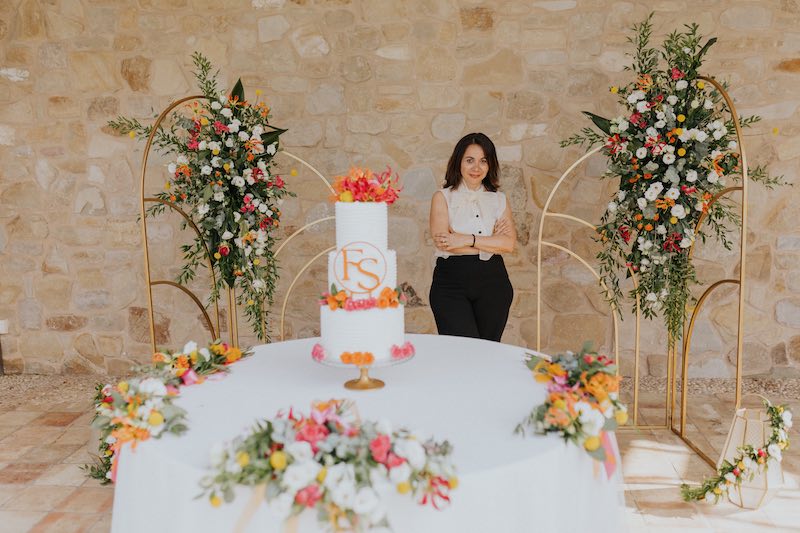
[584,436,601,452]
[214,252,221,260]
[610,86,619,94]
[317,467,327,483]
[118,381,129,394]
[236,451,250,467]
[697,81,705,89]
[339,190,354,202]
[670,217,678,224]
[210,494,222,507]
[677,148,686,157]
[128,130,136,139]
[448,477,459,489]
[270,450,288,470]
[615,410,629,425]
[396,481,411,494]
[148,411,164,426]
[676,114,686,123]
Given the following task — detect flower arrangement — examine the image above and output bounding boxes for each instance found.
[84,340,252,484]
[561,15,785,345]
[320,284,406,312]
[108,52,292,341]
[681,400,792,503]
[331,167,401,204]
[201,399,457,531]
[515,344,626,474]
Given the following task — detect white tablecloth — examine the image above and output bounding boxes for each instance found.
[111,334,626,532]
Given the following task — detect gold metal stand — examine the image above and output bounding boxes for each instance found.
[536,75,749,454]
[344,367,385,390]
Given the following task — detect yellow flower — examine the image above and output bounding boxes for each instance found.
[148,411,164,426]
[214,252,221,259]
[210,494,222,507]
[772,127,779,135]
[246,299,254,306]
[270,450,288,470]
[675,128,683,135]
[615,410,629,425]
[396,481,411,494]
[236,451,250,467]
[317,467,327,483]
[255,89,263,96]
[670,216,678,224]
[164,182,171,190]
[696,81,705,89]
[677,148,686,157]
[128,130,136,139]
[610,86,618,94]
[553,399,566,410]
[339,190,354,202]
[676,114,686,123]
[290,168,298,176]
[448,477,459,489]
[200,117,209,126]
[584,436,601,451]
[223,163,230,171]
[253,258,261,266]
[737,461,745,470]
[713,487,722,495]
[118,381,129,394]
[212,149,220,156]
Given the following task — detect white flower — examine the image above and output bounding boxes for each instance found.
[198,347,210,361]
[200,165,212,175]
[267,142,278,155]
[182,340,198,355]
[252,279,266,291]
[176,154,188,165]
[258,203,268,213]
[704,99,714,109]
[394,439,426,470]
[252,125,264,137]
[690,99,700,109]
[578,407,606,436]
[220,107,233,118]
[655,120,666,128]
[665,187,680,200]
[695,130,708,143]
[376,419,392,435]
[627,90,645,103]
[233,211,241,222]
[646,292,657,302]
[679,238,692,248]
[671,204,687,219]
[782,410,793,428]
[724,472,737,483]
[232,175,246,188]
[198,140,207,151]
[138,378,167,397]
[728,140,738,150]
[228,119,241,133]
[210,156,221,168]
[667,95,678,105]
[221,230,234,240]
[197,203,210,216]
[686,169,698,182]
[167,162,176,175]
[712,129,724,140]
[607,201,618,213]
[676,80,688,90]
[767,443,782,462]
[389,462,412,484]
[208,141,221,152]
[282,460,321,492]
[213,191,225,202]
[211,101,222,110]
[706,171,719,184]
[662,153,676,165]
[618,120,629,132]
[105,435,117,444]
[695,201,704,211]
[636,147,648,159]
[636,100,650,113]
[238,131,249,141]
[353,487,380,515]
[285,441,314,461]
[742,456,755,470]
[209,443,226,467]
[331,481,357,508]
[646,127,658,138]
[617,190,627,202]
[637,197,648,209]
[225,137,234,147]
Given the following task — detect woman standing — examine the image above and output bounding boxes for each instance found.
[429,132,516,342]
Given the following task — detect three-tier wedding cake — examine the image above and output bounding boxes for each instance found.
[311,168,414,367]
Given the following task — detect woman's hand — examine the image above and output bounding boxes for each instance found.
[434,232,470,250]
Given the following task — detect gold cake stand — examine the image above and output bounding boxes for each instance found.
[344,367,385,390]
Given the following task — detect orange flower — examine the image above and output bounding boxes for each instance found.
[152,352,167,363]
[225,347,242,364]
[340,352,353,364]
[636,74,653,91]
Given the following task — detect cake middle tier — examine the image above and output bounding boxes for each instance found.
[328,249,397,297]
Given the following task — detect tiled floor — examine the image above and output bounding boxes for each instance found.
[0,377,797,532]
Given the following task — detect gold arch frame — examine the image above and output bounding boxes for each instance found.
[139,94,336,351]
[536,75,748,463]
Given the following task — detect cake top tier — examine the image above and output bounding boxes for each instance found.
[330,167,401,204]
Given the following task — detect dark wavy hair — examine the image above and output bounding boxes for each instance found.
[443,132,500,192]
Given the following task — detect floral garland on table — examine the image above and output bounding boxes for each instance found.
[201,399,457,532]
[681,400,792,503]
[332,167,401,204]
[515,344,627,477]
[108,52,292,341]
[84,340,251,484]
[561,15,786,345]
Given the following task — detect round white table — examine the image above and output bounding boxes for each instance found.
[111,334,626,532]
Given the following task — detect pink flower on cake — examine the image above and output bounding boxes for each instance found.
[311,343,326,362]
[369,434,391,463]
[390,342,415,360]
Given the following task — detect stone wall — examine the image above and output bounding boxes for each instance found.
[1,0,799,379]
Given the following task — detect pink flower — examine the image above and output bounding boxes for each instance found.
[295,485,322,508]
[295,421,329,452]
[181,368,201,386]
[213,121,229,134]
[671,67,685,80]
[370,434,391,463]
[311,343,326,362]
[386,452,405,469]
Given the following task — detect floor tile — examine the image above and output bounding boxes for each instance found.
[29,511,107,533]
[0,509,48,533]
[33,464,88,487]
[31,412,83,428]
[1,485,76,511]
[54,486,114,514]
[0,411,45,425]
[0,463,51,485]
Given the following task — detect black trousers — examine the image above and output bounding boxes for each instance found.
[429,254,514,342]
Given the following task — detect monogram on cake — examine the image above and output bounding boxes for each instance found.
[312,168,415,367]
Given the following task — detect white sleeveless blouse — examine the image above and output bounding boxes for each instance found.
[434,185,508,261]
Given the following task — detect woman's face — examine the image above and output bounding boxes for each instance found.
[460,143,488,190]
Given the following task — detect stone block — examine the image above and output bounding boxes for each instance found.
[460,7,493,30]
[46,315,88,332]
[128,306,171,345]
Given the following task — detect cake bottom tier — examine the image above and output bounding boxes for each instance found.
[315,306,411,366]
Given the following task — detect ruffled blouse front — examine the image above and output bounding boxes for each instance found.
[435,185,507,261]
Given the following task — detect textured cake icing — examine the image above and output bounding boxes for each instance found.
[313,202,413,366]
